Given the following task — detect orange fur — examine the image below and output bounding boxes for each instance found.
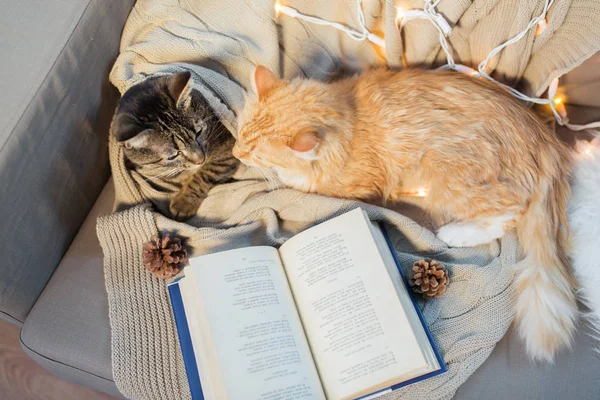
[235,67,577,361]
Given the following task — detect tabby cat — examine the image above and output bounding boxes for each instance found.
[111,72,239,220]
[234,66,577,362]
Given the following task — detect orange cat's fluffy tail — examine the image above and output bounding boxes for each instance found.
[515,166,577,362]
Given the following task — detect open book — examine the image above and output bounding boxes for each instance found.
[168,208,445,400]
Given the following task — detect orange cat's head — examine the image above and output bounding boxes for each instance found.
[234,66,350,177]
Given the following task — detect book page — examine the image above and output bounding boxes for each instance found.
[279,209,429,400]
[183,246,325,400]
[367,222,441,372]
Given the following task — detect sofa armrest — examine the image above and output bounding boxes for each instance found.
[0,0,135,324]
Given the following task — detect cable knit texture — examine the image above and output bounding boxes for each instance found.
[98,1,600,399]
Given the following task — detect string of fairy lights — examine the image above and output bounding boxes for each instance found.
[274,0,600,136]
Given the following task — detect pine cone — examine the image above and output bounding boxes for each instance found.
[142,234,188,279]
[409,259,449,299]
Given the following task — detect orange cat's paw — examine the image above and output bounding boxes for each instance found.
[437,216,512,247]
[437,223,488,247]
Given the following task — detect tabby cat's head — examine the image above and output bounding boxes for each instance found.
[112,72,227,175]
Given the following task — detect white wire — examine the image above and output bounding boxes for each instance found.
[355,0,368,39]
[405,0,599,131]
[475,0,556,104]
[399,1,454,67]
[424,0,455,68]
[278,0,600,132]
[565,121,600,131]
[276,1,383,45]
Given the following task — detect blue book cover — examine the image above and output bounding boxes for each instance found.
[376,223,447,394]
[168,217,446,400]
[168,281,204,399]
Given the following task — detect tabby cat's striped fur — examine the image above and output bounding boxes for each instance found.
[111,72,238,220]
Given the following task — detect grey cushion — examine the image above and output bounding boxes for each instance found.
[455,322,600,399]
[0,0,89,139]
[21,179,600,399]
[20,180,123,398]
[0,0,135,324]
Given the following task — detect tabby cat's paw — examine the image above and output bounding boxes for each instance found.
[169,195,201,221]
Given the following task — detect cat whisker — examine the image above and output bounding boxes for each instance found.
[203,129,218,143]
[253,166,280,190]
[252,166,269,186]
[205,125,227,142]
[142,167,181,182]
[199,115,220,134]
[201,114,219,124]
[165,168,184,179]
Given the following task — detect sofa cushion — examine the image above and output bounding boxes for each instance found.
[20,180,122,398]
[20,180,600,399]
[455,321,600,399]
[0,0,135,324]
[0,0,89,139]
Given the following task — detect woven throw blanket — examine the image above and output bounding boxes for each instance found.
[99,1,600,399]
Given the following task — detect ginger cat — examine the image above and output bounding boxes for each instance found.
[234,66,577,362]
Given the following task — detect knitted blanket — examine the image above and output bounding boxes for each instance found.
[99,1,600,399]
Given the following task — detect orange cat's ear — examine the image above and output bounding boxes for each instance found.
[253,65,279,99]
[290,131,320,154]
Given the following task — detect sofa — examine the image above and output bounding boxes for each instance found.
[1,1,599,398]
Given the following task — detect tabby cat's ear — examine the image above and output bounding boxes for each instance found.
[290,130,320,157]
[165,71,193,110]
[120,129,154,150]
[253,65,279,99]
[113,114,153,150]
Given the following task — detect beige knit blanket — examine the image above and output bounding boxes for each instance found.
[99,1,600,399]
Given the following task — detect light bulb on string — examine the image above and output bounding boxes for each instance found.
[396,5,451,35]
[553,95,567,118]
[575,140,596,157]
[396,187,429,197]
[535,18,548,36]
[274,0,600,132]
[274,2,299,18]
[453,64,479,77]
[396,7,424,28]
[396,6,405,20]
[546,75,568,120]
